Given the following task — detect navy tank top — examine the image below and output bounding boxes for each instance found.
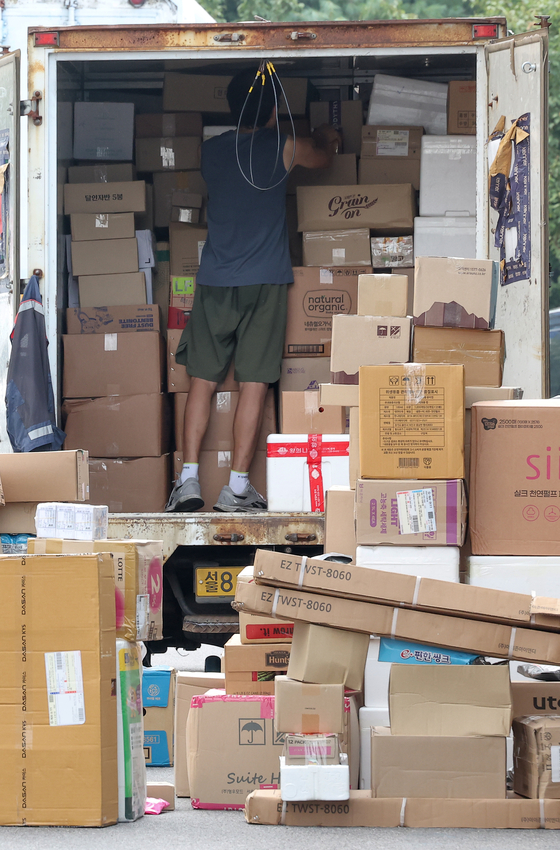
[197,128,293,287]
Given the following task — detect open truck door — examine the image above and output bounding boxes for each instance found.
[485,28,549,398]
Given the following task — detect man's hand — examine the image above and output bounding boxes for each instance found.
[283,122,342,172]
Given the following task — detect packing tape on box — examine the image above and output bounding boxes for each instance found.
[399,798,407,828]
[280,801,287,825]
[272,588,280,617]
[540,799,546,829]
[391,607,399,639]
[304,392,317,415]
[508,627,517,659]
[412,576,421,607]
[531,590,536,625]
[297,556,308,588]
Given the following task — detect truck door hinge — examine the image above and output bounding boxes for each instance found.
[213,32,245,43]
[288,31,317,40]
[20,91,42,125]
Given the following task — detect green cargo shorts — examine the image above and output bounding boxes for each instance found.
[175,283,288,384]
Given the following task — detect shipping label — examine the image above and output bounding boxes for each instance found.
[376,129,409,157]
[396,488,436,535]
[44,650,86,726]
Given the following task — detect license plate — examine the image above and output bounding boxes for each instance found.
[194,566,244,600]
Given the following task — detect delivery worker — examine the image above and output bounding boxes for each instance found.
[165,64,340,513]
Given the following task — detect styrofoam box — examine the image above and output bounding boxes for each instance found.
[419,136,476,217]
[359,704,390,790]
[468,555,560,598]
[35,503,109,541]
[280,757,350,801]
[367,74,448,136]
[356,545,460,581]
[414,216,476,260]
[363,636,391,710]
[266,434,349,512]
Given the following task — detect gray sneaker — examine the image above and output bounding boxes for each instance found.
[165,477,204,512]
[213,483,267,513]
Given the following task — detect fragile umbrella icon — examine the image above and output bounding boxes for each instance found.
[241,721,263,743]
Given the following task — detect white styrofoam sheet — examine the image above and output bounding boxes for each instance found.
[280,757,350,801]
[356,545,460,581]
[468,555,560,598]
[414,216,476,259]
[419,135,476,217]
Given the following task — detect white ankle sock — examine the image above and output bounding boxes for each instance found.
[181,463,199,484]
[229,470,249,495]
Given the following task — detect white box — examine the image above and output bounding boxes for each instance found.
[468,555,560,597]
[35,502,109,540]
[419,136,476,217]
[73,102,135,161]
[266,434,350,512]
[367,74,448,136]
[359,703,391,790]
[414,216,476,260]
[136,230,157,268]
[363,637,391,710]
[355,545,460,581]
[280,757,350,801]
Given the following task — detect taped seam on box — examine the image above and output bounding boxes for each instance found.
[399,797,407,828]
[272,588,280,617]
[412,576,421,607]
[391,607,399,639]
[281,801,287,825]
[508,627,517,659]
[540,799,545,828]
[297,556,308,588]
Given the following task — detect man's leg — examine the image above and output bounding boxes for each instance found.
[231,381,268,473]
[183,376,218,464]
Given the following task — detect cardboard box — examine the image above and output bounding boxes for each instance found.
[309,100,364,156]
[274,677,345,734]
[66,304,160,334]
[358,157,419,191]
[412,326,504,387]
[331,315,411,383]
[73,102,134,160]
[297,184,416,234]
[224,634,290,695]
[357,273,408,317]
[89,455,170,513]
[287,154,357,195]
[320,382,359,407]
[146,782,175,810]
[396,266,414,314]
[414,257,498,330]
[135,136,201,172]
[359,364,465,480]
[153,171,207,228]
[288,622,369,690]
[136,112,203,138]
[513,716,560,799]
[173,449,267,507]
[68,163,136,183]
[372,730,506,799]
[324,485,356,560]
[279,755,349,801]
[164,73,308,116]
[239,612,294,644]
[70,212,135,242]
[0,502,39,533]
[279,357,332,393]
[168,306,190,329]
[63,393,170,458]
[355,479,467,546]
[285,266,367,358]
[511,682,560,719]
[169,274,196,311]
[0,553,117,826]
[71,237,139,277]
[283,733,341,765]
[349,407,359,489]
[171,190,202,223]
[280,390,345,434]
[78,271,146,308]
[360,126,423,191]
[303,229,372,268]
[370,237,413,269]
[34,502,108,541]
[470,399,560,556]
[143,668,176,766]
[62,332,164,398]
[174,672,225,797]
[245,789,560,828]
[236,571,560,665]
[64,181,146,215]
[169,223,207,276]
[389,665,512,737]
[448,81,476,135]
[173,388,274,453]
[0,450,87,503]
[167,329,239,393]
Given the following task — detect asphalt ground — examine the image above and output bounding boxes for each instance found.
[2,646,559,849]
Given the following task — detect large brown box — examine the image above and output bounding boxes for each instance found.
[470,399,560,556]
[287,154,357,195]
[371,730,506,799]
[66,304,160,334]
[164,73,308,116]
[173,389,275,453]
[412,326,504,387]
[285,266,368,358]
[447,81,476,135]
[309,100,363,156]
[0,450,88,502]
[63,393,170,457]
[224,634,290,695]
[62,332,164,398]
[288,622,369,691]
[166,330,239,393]
[324,485,356,560]
[64,181,146,215]
[78,271,147,308]
[71,237,139,277]
[135,137,201,172]
[297,184,416,234]
[513,717,560,799]
[359,157,421,190]
[88,455,170,512]
[68,163,136,183]
[169,223,207,276]
[0,553,117,826]
[330,315,411,383]
[511,682,560,719]
[280,390,345,434]
[302,229,372,268]
[359,364,465,480]
[174,672,225,797]
[360,126,423,191]
[135,112,203,138]
[358,273,408,317]
[274,677,345,734]
[413,256,498,330]
[70,212,135,242]
[153,171,207,228]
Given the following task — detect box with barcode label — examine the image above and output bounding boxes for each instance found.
[355,479,466,546]
[513,717,560,799]
[359,364,464,480]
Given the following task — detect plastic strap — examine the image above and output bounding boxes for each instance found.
[540,798,545,829]
[508,627,517,659]
[399,798,407,828]
[391,608,399,639]
[531,591,536,625]
[412,576,422,607]
[281,801,287,825]
[297,556,308,588]
[272,588,280,618]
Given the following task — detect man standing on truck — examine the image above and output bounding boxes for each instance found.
[165,64,340,514]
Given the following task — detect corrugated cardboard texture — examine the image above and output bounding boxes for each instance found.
[135,136,201,172]
[413,257,498,329]
[357,273,408,317]
[224,634,290,695]
[288,622,369,690]
[274,677,345,734]
[279,357,332,393]
[66,304,160,334]
[389,664,512,737]
[448,81,476,135]
[511,682,560,719]
[78,271,147,309]
[163,73,308,116]
[68,164,136,183]
[320,383,359,407]
[175,672,225,797]
[280,390,345,434]
[324,485,356,559]
[71,237,139,277]
[297,184,416,233]
[371,730,506,799]
[70,212,135,242]
[0,449,88,502]
[64,181,146,215]
[153,171,207,228]
[513,716,560,799]
[89,455,170,513]
[359,363,465,480]
[169,223,208,276]
[331,315,411,382]
[0,554,117,826]
[412,326,504,387]
[73,102,134,161]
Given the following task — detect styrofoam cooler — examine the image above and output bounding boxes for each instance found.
[367,74,448,135]
[266,434,349,512]
[280,757,350,801]
[356,545,460,581]
[414,216,476,259]
[419,136,476,217]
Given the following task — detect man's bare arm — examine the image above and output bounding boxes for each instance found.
[283,123,341,172]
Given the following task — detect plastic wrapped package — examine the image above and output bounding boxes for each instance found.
[116,639,146,822]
